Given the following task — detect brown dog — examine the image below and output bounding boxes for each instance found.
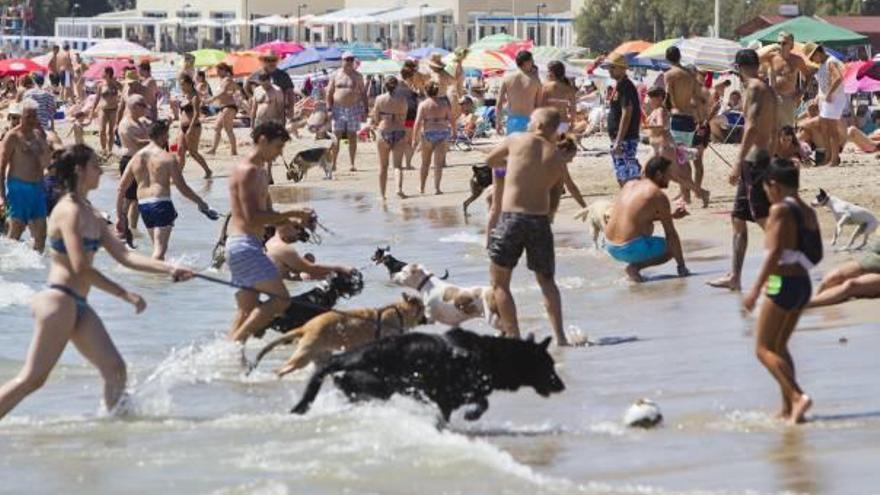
[285,146,333,182]
[251,293,427,377]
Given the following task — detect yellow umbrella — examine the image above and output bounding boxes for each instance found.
[443,49,513,71]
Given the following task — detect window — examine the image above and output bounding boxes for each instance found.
[143,11,167,18]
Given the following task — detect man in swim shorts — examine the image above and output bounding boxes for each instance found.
[664,47,706,150]
[485,108,575,346]
[226,122,315,343]
[327,52,368,172]
[116,120,216,260]
[604,53,641,186]
[604,156,689,282]
[117,95,151,232]
[708,49,778,292]
[0,99,52,252]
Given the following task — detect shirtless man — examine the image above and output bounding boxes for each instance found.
[761,32,809,129]
[138,62,160,122]
[266,221,356,281]
[709,49,778,291]
[117,70,147,125]
[0,100,52,251]
[427,52,464,124]
[664,46,707,189]
[117,95,151,232]
[47,46,60,93]
[605,156,690,282]
[327,52,368,172]
[57,45,74,103]
[226,122,315,343]
[485,108,575,346]
[116,120,215,260]
[489,51,542,244]
[250,71,285,129]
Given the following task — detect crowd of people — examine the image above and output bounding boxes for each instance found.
[0,37,878,425]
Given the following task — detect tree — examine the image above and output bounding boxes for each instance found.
[24,0,114,36]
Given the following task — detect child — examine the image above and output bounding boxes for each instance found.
[644,87,709,207]
[742,157,822,425]
[66,109,90,145]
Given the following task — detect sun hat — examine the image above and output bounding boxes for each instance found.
[428,53,446,70]
[601,52,629,70]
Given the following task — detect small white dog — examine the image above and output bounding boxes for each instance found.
[574,199,613,249]
[391,263,499,330]
[811,189,878,250]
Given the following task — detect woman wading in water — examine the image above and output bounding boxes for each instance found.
[0,145,193,420]
[742,157,821,424]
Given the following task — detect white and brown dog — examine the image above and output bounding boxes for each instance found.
[811,188,878,250]
[574,199,613,249]
[285,146,333,182]
[392,263,500,330]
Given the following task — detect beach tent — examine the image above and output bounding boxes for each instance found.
[358,59,402,75]
[0,58,46,77]
[407,46,450,60]
[740,16,868,50]
[336,43,385,61]
[189,49,227,68]
[82,38,150,58]
[470,33,521,50]
[254,40,305,57]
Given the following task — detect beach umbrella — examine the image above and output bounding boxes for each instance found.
[83,59,135,80]
[499,40,534,58]
[611,40,652,56]
[446,49,514,71]
[358,59,402,75]
[385,49,409,62]
[0,58,47,77]
[471,33,521,50]
[189,49,227,68]
[316,46,342,61]
[529,46,568,64]
[219,52,262,76]
[678,37,742,72]
[279,47,321,70]
[30,53,53,67]
[406,46,449,60]
[627,53,668,71]
[843,61,880,94]
[856,59,880,81]
[336,43,385,61]
[637,38,682,61]
[254,40,305,57]
[82,38,150,58]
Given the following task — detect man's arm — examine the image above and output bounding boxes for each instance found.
[561,165,587,209]
[237,167,312,225]
[359,75,369,113]
[656,194,687,273]
[495,80,508,131]
[0,133,14,205]
[485,139,510,169]
[325,76,335,111]
[733,84,761,184]
[278,246,352,280]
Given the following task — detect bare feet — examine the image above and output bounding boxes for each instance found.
[207,150,216,156]
[203,170,213,179]
[701,189,711,208]
[435,190,443,195]
[397,191,407,199]
[625,264,645,283]
[790,394,812,424]
[349,166,357,172]
[707,274,741,291]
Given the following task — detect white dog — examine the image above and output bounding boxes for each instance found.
[811,189,878,250]
[391,263,499,330]
[574,199,613,249]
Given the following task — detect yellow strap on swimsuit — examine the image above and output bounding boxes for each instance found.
[766,274,782,296]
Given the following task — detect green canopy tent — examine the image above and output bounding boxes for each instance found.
[740,16,867,50]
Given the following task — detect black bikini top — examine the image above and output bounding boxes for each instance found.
[784,197,823,266]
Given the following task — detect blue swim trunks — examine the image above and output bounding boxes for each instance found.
[606,236,667,264]
[5,177,48,223]
[138,198,177,229]
[610,138,641,184]
[506,113,530,135]
[226,235,279,288]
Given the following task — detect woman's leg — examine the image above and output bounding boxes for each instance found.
[224,110,238,155]
[187,128,212,178]
[392,139,405,196]
[433,141,447,194]
[404,127,415,169]
[810,273,880,308]
[98,112,109,154]
[71,308,127,413]
[419,140,433,194]
[0,292,76,419]
[177,133,188,169]
[376,138,390,200]
[209,109,229,154]
[823,118,840,166]
[107,111,118,155]
[847,126,880,153]
[755,298,807,422]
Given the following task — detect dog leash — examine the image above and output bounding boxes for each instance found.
[193,272,410,329]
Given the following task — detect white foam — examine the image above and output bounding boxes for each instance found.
[438,231,483,244]
[0,276,35,308]
[0,238,45,272]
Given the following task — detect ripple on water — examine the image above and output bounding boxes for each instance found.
[0,276,35,308]
[0,238,45,272]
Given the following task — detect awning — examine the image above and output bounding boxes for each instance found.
[306,8,394,25]
[369,6,450,23]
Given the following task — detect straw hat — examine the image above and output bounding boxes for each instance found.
[428,53,446,70]
[802,42,821,60]
[601,52,629,70]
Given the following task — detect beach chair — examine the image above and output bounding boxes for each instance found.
[451,123,474,152]
[720,111,744,144]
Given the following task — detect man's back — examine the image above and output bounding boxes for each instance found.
[504,72,541,116]
[502,133,563,214]
[606,179,663,243]
[665,66,698,114]
[130,145,172,198]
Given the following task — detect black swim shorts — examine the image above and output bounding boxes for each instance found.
[488,212,555,275]
[119,155,138,201]
[732,158,770,222]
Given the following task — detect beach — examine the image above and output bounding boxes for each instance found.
[1,122,879,495]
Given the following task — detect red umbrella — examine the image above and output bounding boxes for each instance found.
[84,59,136,80]
[0,58,47,77]
[856,60,880,81]
[254,40,305,57]
[499,40,534,59]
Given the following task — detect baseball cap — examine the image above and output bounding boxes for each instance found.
[342,51,355,60]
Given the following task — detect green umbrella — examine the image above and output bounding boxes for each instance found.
[358,59,402,75]
[740,16,867,49]
[471,33,522,50]
[189,49,227,68]
[637,38,682,60]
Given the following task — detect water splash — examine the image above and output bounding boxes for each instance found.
[0,238,45,272]
[0,276,35,308]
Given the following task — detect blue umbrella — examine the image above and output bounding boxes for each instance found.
[407,46,450,60]
[316,46,342,61]
[279,48,322,70]
[336,43,385,61]
[627,53,668,71]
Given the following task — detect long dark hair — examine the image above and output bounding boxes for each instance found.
[548,61,572,88]
[54,144,96,195]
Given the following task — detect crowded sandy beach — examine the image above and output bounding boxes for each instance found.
[1,28,880,494]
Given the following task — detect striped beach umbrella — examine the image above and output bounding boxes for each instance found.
[636,38,682,61]
[471,33,521,50]
[445,49,513,71]
[678,37,743,72]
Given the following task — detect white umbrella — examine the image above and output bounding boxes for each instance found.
[678,37,742,72]
[222,19,250,27]
[191,19,224,28]
[82,38,150,58]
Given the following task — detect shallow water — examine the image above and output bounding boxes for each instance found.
[1,173,879,495]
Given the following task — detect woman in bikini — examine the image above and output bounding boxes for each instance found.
[412,82,453,195]
[370,76,408,200]
[90,66,122,156]
[178,74,213,178]
[208,63,239,156]
[644,87,710,207]
[0,144,192,420]
[742,157,822,425]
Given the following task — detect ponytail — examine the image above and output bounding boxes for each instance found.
[54,144,95,194]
